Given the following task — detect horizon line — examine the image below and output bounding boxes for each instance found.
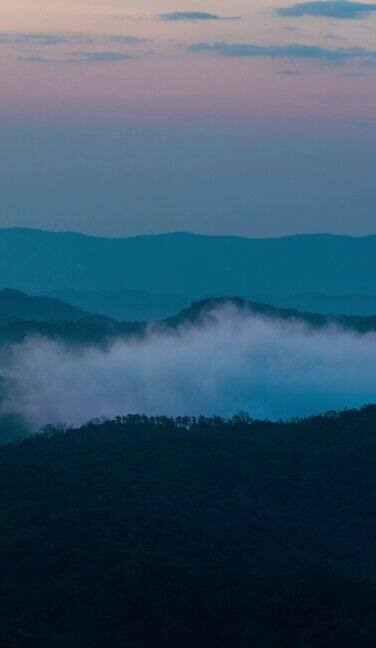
[0,226,375,242]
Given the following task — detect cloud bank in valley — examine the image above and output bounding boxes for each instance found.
[2,305,376,428]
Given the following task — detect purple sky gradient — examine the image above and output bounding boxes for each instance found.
[0,0,375,235]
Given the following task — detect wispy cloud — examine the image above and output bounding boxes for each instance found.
[188,41,375,62]
[276,68,302,74]
[159,11,241,21]
[0,32,149,48]
[2,31,152,65]
[343,69,367,76]
[324,33,347,40]
[276,1,376,19]
[106,36,149,45]
[17,50,148,64]
[17,55,51,63]
[69,51,135,63]
[0,33,92,46]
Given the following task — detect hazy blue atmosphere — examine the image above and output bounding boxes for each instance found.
[2,0,375,238]
[2,1,376,645]
[1,120,375,237]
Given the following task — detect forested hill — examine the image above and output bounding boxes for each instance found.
[0,289,143,346]
[164,297,376,334]
[0,288,87,322]
[1,292,376,346]
[1,228,376,297]
[1,406,376,647]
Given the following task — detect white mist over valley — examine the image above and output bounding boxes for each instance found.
[3,304,376,428]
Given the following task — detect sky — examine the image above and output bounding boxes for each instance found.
[0,0,375,237]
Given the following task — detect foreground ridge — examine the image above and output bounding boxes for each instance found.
[1,405,376,646]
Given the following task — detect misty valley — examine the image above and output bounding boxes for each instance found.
[1,288,376,431]
[0,274,376,646]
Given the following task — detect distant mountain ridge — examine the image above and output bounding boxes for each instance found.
[1,228,376,300]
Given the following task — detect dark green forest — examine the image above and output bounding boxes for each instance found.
[1,406,376,647]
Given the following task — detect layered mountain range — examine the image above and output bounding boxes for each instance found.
[1,229,376,321]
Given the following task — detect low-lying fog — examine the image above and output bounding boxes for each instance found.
[2,305,376,427]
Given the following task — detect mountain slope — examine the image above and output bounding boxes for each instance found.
[40,288,191,321]
[163,296,376,334]
[0,289,145,345]
[0,288,87,322]
[1,228,376,297]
